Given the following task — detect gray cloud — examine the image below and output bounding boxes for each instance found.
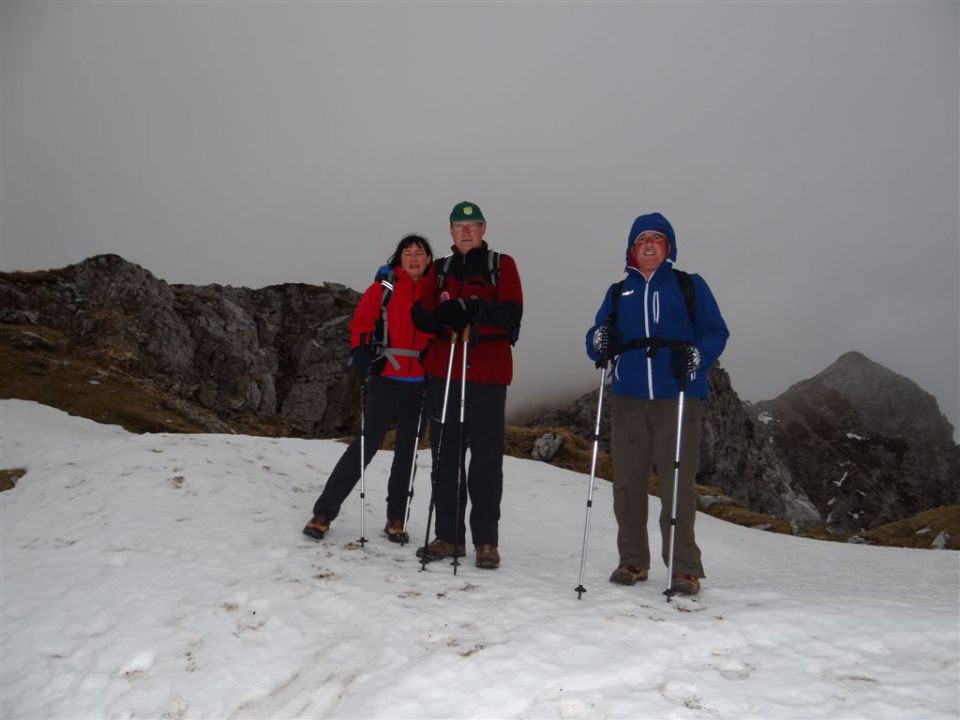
[2,1,957,437]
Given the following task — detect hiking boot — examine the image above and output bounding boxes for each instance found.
[609,564,648,586]
[384,518,409,544]
[475,544,500,569]
[671,574,701,595]
[415,538,466,561]
[302,515,330,540]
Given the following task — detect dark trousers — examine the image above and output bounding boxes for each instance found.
[610,395,704,578]
[313,376,425,522]
[427,377,506,546]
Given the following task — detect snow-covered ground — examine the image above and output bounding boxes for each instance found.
[1,399,958,720]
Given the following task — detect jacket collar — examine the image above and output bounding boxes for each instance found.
[625,259,674,283]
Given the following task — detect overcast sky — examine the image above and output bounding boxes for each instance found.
[2,1,958,436]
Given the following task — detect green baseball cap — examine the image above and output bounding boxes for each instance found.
[450,201,486,224]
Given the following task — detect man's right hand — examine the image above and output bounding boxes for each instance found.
[435,299,469,331]
[593,323,623,367]
[592,323,622,361]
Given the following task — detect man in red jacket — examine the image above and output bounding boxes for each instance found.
[412,201,523,569]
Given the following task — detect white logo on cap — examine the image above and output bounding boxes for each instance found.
[463,206,474,216]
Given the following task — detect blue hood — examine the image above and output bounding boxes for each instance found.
[625,212,677,265]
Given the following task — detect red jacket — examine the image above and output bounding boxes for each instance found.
[412,244,523,385]
[350,267,432,380]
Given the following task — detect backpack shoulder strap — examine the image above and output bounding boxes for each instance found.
[487,250,500,287]
[609,279,626,324]
[376,270,396,346]
[672,268,696,325]
[435,254,455,292]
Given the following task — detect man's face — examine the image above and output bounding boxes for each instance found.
[630,231,670,274]
[450,221,486,254]
[400,243,431,280]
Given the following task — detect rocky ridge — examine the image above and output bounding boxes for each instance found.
[1,254,362,437]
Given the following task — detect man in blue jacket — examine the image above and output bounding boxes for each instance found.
[585,212,728,595]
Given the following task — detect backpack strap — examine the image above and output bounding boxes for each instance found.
[608,279,626,325]
[435,251,500,292]
[673,268,696,325]
[435,254,456,293]
[377,270,396,350]
[487,250,500,287]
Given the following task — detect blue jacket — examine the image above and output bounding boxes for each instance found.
[585,258,729,400]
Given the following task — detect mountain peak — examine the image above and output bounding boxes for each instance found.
[790,351,954,446]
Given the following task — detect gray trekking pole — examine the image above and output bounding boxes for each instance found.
[663,372,687,602]
[419,332,459,572]
[452,326,470,576]
[357,334,369,548]
[400,385,427,545]
[575,361,608,599]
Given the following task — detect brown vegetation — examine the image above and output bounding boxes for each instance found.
[0,325,289,436]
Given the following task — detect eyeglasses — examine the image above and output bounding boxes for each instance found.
[634,234,667,246]
[452,222,482,231]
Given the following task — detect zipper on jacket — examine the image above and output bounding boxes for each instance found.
[643,282,655,399]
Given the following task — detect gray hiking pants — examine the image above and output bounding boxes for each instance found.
[610,395,704,578]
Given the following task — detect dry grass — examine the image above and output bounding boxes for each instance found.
[0,325,290,437]
[852,506,960,550]
[0,325,208,433]
[1,468,26,492]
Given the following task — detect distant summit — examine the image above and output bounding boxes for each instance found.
[756,352,959,531]
[791,350,955,445]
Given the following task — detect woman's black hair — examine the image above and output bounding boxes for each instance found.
[387,234,434,269]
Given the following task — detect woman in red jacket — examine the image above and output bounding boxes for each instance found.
[303,234,434,544]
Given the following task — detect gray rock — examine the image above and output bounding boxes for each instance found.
[932,531,951,550]
[531,432,563,462]
[697,495,721,510]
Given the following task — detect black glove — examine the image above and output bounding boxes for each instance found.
[351,343,373,372]
[592,323,623,363]
[462,297,481,324]
[670,343,702,379]
[435,299,468,331]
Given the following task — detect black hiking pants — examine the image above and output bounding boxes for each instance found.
[426,377,506,547]
[312,376,425,523]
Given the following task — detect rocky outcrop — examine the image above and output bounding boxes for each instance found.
[0,254,362,437]
[755,351,960,532]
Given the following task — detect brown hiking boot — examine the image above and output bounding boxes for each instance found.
[475,544,500,569]
[384,518,409,544]
[302,515,330,540]
[671,574,701,595]
[609,564,648,586]
[415,538,466,561]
